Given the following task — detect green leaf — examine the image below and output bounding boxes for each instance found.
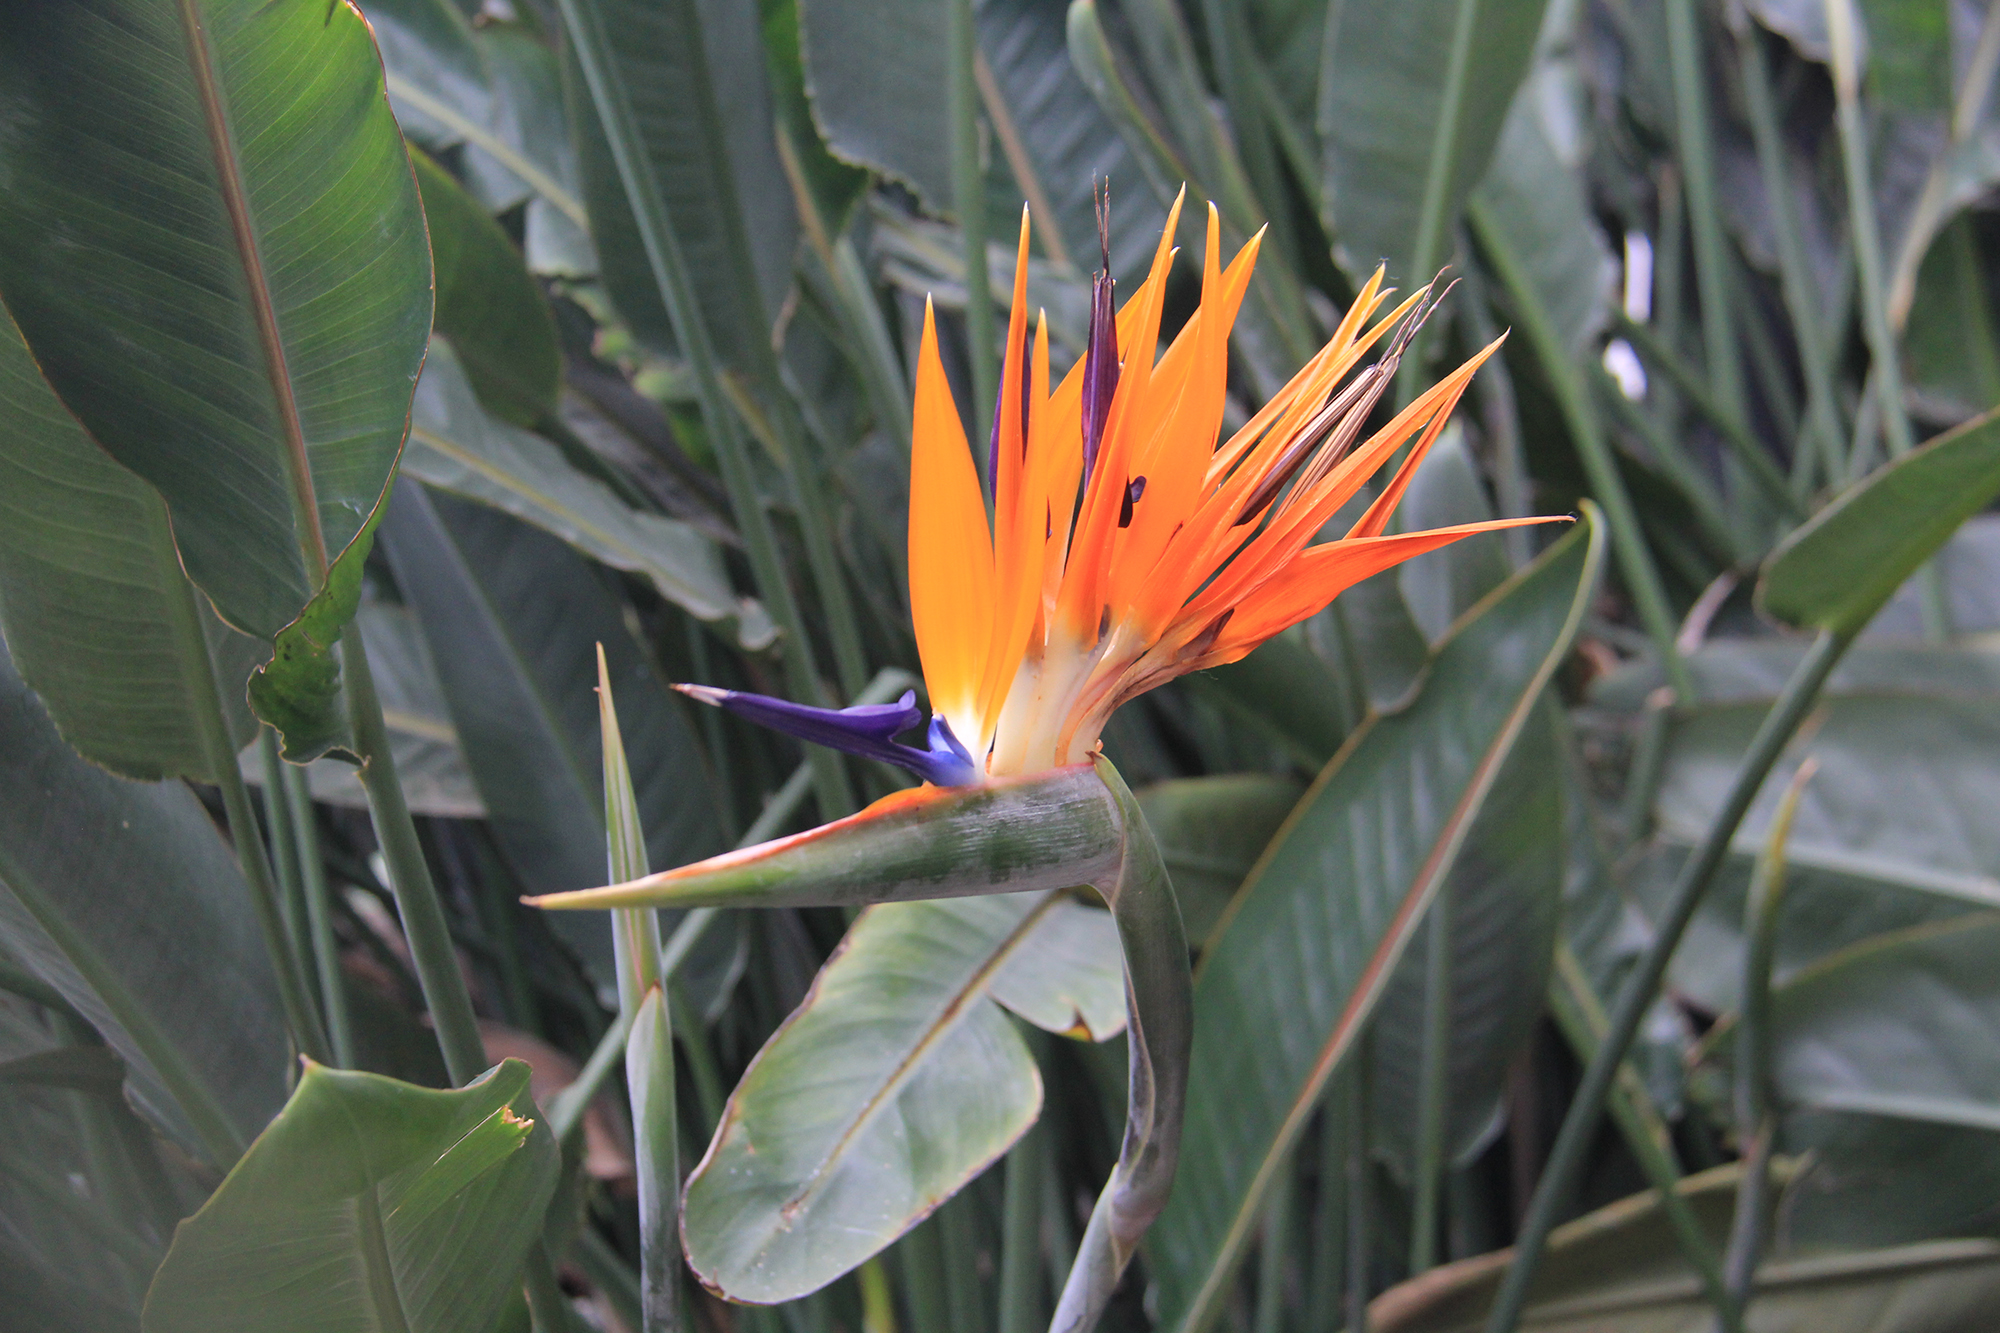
[1369,710,1564,1175]
[1467,44,1614,357]
[976,0,1172,276]
[1191,634,1353,769]
[0,641,287,1167]
[680,891,1060,1303]
[142,1060,559,1333]
[798,0,950,211]
[572,0,797,372]
[0,0,432,759]
[413,153,561,427]
[379,484,727,990]
[1759,406,2000,636]
[1319,0,1548,287]
[1368,1164,2000,1333]
[988,896,1126,1041]
[1781,1110,2000,1249]
[404,340,760,640]
[245,601,485,819]
[1395,424,1516,641]
[1135,775,1303,949]
[368,0,594,273]
[1150,514,1604,1333]
[0,311,260,783]
[1710,914,2000,1132]
[1904,214,2000,427]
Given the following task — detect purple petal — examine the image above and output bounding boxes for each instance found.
[674,685,980,787]
[1081,271,1117,485]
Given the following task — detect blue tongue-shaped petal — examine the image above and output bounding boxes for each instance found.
[674,686,980,787]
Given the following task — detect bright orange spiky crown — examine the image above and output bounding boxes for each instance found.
[908,193,1562,778]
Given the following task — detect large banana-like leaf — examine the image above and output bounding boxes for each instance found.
[0,0,432,759]
[1319,0,1548,287]
[1760,406,2000,636]
[1368,1163,2000,1333]
[142,1060,559,1333]
[1150,515,1604,1333]
[403,341,761,643]
[380,482,727,994]
[0,642,287,1168]
[0,312,259,782]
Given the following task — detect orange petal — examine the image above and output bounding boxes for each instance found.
[909,298,996,738]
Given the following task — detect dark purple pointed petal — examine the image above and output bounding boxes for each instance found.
[675,685,980,787]
[1081,270,1118,483]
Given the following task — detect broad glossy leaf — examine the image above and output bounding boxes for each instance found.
[977,0,1171,276]
[0,313,259,782]
[380,484,727,991]
[798,0,950,211]
[1369,1164,2000,1333]
[572,0,796,373]
[1395,426,1516,642]
[0,0,432,758]
[1135,775,1303,949]
[1781,1109,2000,1249]
[142,1060,559,1333]
[1151,515,1604,1333]
[1319,0,1548,287]
[242,601,484,818]
[366,0,594,273]
[1715,914,2000,1131]
[404,340,757,639]
[1192,633,1352,770]
[680,892,1057,1303]
[1760,406,2000,636]
[1370,711,1564,1175]
[0,642,287,1166]
[1468,46,1615,356]
[989,896,1126,1041]
[1905,215,2000,428]
[413,154,561,426]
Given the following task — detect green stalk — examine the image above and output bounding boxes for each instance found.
[1305,1076,1350,1332]
[942,1192,989,1333]
[169,565,328,1066]
[257,730,313,992]
[1482,629,1847,1333]
[948,0,996,469]
[1469,197,1694,698]
[1733,17,1842,496]
[899,1219,951,1333]
[282,761,353,1068]
[343,625,485,1085]
[1613,313,1801,521]
[1407,890,1453,1274]
[1718,761,1814,1328]
[1396,0,1484,409]
[1823,0,1946,637]
[1548,946,1737,1332]
[1254,1151,1298,1333]
[1617,690,1677,843]
[1344,1045,1371,1333]
[555,0,854,819]
[998,1114,1049,1333]
[668,973,727,1133]
[1666,0,1743,421]
[1592,362,1737,558]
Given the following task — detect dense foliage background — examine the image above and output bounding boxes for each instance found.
[7,0,2000,1330]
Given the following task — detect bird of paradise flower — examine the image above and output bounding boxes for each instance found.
[672,193,1562,786]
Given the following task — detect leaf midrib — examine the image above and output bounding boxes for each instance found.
[175,0,327,582]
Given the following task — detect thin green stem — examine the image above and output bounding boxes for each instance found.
[942,1191,989,1333]
[257,731,312,985]
[1733,19,1843,496]
[948,0,995,473]
[344,626,485,1086]
[1667,0,1744,421]
[1613,313,1801,522]
[1305,1076,1349,1332]
[1717,760,1814,1328]
[1482,628,1846,1333]
[1469,196,1694,698]
[899,1217,951,1333]
[1548,946,1738,1333]
[1344,1042,1371,1333]
[555,0,854,819]
[1408,889,1452,1274]
[171,564,328,1065]
[282,760,352,1068]
[1591,362,1738,559]
[1396,0,1484,409]
[998,1110,1048,1333]
[1254,1149,1298,1333]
